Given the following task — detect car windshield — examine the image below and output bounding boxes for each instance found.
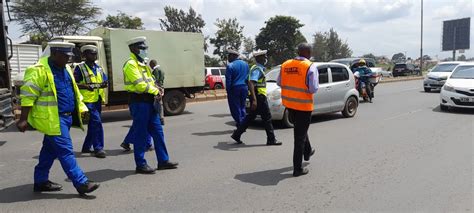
[431,64,459,72]
[266,66,281,82]
[450,66,474,79]
[394,64,407,69]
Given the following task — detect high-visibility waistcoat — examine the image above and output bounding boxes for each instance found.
[20,57,88,135]
[249,65,267,96]
[77,62,106,103]
[123,53,159,95]
[280,59,314,111]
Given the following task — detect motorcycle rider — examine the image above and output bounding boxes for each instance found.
[353,59,374,102]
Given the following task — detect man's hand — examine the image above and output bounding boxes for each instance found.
[250,100,257,111]
[81,112,90,123]
[16,120,28,132]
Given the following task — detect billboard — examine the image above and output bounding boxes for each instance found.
[442,17,470,51]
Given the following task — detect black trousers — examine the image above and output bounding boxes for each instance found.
[234,94,276,142]
[289,109,313,171]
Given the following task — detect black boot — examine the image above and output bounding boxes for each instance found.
[157,161,179,170]
[136,165,156,174]
[293,168,309,177]
[304,148,316,161]
[33,180,63,192]
[231,131,243,144]
[267,139,282,146]
[120,143,131,151]
[76,181,100,195]
[93,150,107,158]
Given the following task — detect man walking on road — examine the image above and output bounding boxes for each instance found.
[122,36,178,174]
[278,43,318,177]
[231,50,282,146]
[225,48,249,128]
[74,45,108,158]
[17,42,99,195]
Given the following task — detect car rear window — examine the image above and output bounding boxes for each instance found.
[331,66,349,82]
[431,64,459,72]
[220,69,226,75]
[394,64,407,69]
[211,69,220,75]
[318,67,329,84]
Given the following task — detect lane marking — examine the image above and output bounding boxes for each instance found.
[383,109,423,121]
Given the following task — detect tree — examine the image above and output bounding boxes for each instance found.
[159,6,205,33]
[362,53,376,59]
[12,0,101,43]
[391,53,406,63]
[242,36,255,58]
[457,55,467,61]
[98,11,144,29]
[311,28,352,61]
[209,18,244,61]
[205,55,222,67]
[255,16,306,67]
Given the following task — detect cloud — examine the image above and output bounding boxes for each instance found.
[349,0,413,23]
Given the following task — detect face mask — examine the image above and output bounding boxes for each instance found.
[138,49,148,59]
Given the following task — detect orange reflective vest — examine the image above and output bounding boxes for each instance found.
[280,59,314,112]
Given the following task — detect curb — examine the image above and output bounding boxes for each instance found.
[379,76,424,84]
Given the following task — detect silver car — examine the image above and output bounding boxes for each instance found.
[260,63,359,128]
[424,61,463,92]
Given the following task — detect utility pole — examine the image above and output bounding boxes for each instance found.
[419,0,423,75]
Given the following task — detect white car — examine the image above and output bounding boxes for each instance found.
[440,63,474,111]
[424,61,464,92]
[262,63,359,127]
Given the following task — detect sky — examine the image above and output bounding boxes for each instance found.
[6,0,474,60]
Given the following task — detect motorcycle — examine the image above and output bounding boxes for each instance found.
[354,72,380,103]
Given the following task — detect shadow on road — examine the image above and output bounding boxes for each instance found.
[432,105,474,114]
[0,184,94,203]
[32,149,132,159]
[213,142,268,151]
[83,169,136,182]
[0,141,6,147]
[192,130,234,136]
[209,113,231,118]
[234,163,309,186]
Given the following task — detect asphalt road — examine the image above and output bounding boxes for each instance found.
[0,80,472,212]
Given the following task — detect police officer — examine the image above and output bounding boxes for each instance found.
[17,42,99,195]
[123,36,178,174]
[74,45,108,158]
[231,50,282,146]
[278,43,318,177]
[225,48,249,128]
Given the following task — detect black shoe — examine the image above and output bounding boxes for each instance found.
[120,143,131,151]
[157,161,179,170]
[266,140,282,146]
[231,132,243,144]
[76,181,100,195]
[33,180,63,192]
[293,168,309,177]
[304,148,316,161]
[81,149,93,154]
[160,118,165,125]
[146,146,155,152]
[93,150,106,158]
[136,165,156,174]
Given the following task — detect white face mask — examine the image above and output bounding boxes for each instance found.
[138,49,148,59]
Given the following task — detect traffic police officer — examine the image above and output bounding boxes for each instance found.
[17,42,99,195]
[278,43,318,177]
[74,45,108,158]
[225,48,249,128]
[123,36,178,174]
[231,50,282,146]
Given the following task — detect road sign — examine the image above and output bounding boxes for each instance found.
[442,17,470,51]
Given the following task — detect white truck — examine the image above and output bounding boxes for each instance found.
[9,44,42,87]
[47,27,205,116]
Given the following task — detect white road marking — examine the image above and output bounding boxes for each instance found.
[384,109,423,121]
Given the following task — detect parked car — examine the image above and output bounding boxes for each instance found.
[371,67,392,78]
[205,67,226,89]
[424,61,464,92]
[392,63,420,77]
[440,64,474,111]
[250,63,359,128]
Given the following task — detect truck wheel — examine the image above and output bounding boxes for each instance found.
[163,90,186,116]
[214,83,223,90]
[282,108,294,128]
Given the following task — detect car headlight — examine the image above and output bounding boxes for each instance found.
[442,83,455,92]
[268,88,281,101]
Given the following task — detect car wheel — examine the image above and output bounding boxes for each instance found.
[282,108,294,128]
[424,88,431,92]
[214,83,223,90]
[342,96,358,118]
[440,104,449,111]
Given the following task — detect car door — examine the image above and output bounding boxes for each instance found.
[220,68,227,87]
[313,65,332,114]
[328,65,351,112]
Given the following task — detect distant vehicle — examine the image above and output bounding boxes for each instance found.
[330,57,376,70]
[392,63,420,77]
[248,63,359,128]
[440,65,474,111]
[424,61,464,92]
[371,67,392,78]
[205,67,226,89]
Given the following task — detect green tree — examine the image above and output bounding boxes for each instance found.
[362,53,376,59]
[159,6,205,33]
[457,55,467,61]
[391,53,406,63]
[255,16,306,67]
[242,36,255,58]
[312,28,352,61]
[98,11,144,29]
[205,55,222,67]
[12,0,101,43]
[209,18,244,61]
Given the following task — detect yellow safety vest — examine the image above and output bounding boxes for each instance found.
[77,62,106,103]
[123,53,159,95]
[249,64,267,96]
[20,57,88,136]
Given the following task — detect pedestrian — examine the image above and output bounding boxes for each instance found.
[122,36,178,174]
[16,42,99,195]
[231,50,282,146]
[278,43,318,177]
[225,48,249,128]
[74,45,108,158]
[149,59,165,125]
